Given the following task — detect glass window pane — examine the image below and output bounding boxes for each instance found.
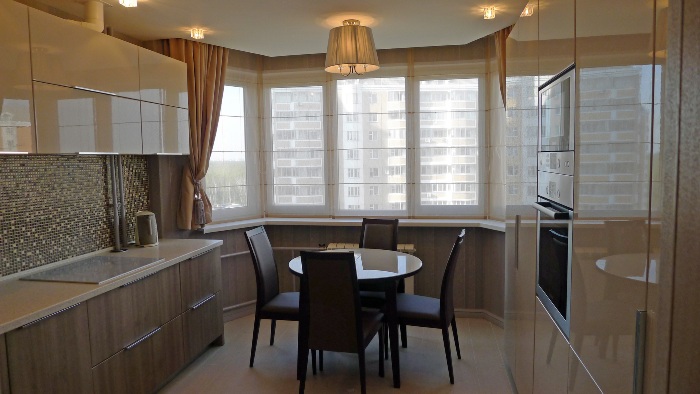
[207,86,247,210]
[271,86,325,206]
[418,78,480,207]
[336,78,407,211]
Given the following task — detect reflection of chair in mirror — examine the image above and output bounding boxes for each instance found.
[297,251,384,394]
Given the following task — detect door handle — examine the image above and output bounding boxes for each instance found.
[532,202,570,220]
[514,215,521,270]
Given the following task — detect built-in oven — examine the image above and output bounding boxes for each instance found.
[534,169,574,338]
[534,63,576,339]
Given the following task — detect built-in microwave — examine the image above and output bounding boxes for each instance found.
[539,64,575,152]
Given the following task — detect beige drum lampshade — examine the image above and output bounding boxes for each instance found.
[325,19,380,76]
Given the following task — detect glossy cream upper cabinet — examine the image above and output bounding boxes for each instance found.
[0,0,35,153]
[142,102,190,154]
[34,81,142,154]
[28,8,140,100]
[139,48,189,109]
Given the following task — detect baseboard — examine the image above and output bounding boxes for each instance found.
[455,309,504,328]
[223,301,256,322]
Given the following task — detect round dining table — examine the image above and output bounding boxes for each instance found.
[289,248,423,388]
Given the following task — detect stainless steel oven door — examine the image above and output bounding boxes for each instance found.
[533,200,573,338]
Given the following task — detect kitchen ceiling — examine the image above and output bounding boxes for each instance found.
[30,0,528,56]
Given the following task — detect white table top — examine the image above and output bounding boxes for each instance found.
[289,248,423,282]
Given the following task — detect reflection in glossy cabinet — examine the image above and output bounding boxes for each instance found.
[28,8,140,100]
[533,298,569,394]
[569,349,602,393]
[507,217,537,394]
[33,82,142,154]
[139,48,189,109]
[6,303,92,394]
[87,265,181,365]
[92,315,184,394]
[0,0,35,153]
[142,102,190,155]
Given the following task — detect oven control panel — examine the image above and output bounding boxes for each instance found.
[537,171,574,209]
[538,151,574,176]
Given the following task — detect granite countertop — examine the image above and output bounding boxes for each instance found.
[0,238,222,334]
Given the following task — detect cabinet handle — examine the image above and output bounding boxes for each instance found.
[120,271,157,288]
[21,302,81,328]
[125,326,161,351]
[633,310,647,394]
[514,215,521,270]
[191,294,216,310]
[73,85,117,96]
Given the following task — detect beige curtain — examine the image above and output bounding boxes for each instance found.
[494,25,514,107]
[157,39,229,230]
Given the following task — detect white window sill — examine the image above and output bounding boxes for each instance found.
[201,217,505,234]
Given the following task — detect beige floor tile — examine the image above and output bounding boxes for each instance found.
[160,315,513,394]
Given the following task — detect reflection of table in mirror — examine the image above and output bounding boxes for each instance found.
[288,248,422,388]
[595,253,657,284]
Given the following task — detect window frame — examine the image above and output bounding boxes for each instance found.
[208,80,262,222]
[411,74,486,217]
[263,82,331,216]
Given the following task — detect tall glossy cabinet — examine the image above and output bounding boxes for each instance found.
[504,4,539,393]
[505,1,664,393]
[0,0,34,153]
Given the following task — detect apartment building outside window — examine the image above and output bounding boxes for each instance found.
[417,78,481,215]
[267,85,326,214]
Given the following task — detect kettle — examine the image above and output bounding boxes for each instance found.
[135,211,159,247]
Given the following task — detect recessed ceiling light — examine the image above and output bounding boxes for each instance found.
[521,4,534,17]
[484,7,496,20]
[119,0,137,7]
[191,28,205,40]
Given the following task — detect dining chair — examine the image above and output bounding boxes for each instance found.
[245,226,300,368]
[297,251,384,394]
[395,228,465,384]
[357,218,408,348]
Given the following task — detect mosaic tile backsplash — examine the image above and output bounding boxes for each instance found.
[0,155,149,277]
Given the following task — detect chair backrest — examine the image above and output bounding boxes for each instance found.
[359,218,399,251]
[299,251,362,353]
[440,229,466,323]
[245,226,280,307]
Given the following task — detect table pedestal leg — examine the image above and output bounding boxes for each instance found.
[385,280,400,388]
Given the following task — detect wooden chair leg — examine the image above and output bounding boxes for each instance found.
[451,317,462,359]
[378,328,385,378]
[441,327,455,384]
[311,349,317,375]
[250,314,261,367]
[400,323,408,348]
[358,349,367,394]
[270,319,277,346]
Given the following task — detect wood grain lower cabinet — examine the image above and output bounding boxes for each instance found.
[183,292,223,361]
[93,315,184,394]
[88,265,181,365]
[180,248,222,311]
[5,303,92,393]
[0,334,10,394]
